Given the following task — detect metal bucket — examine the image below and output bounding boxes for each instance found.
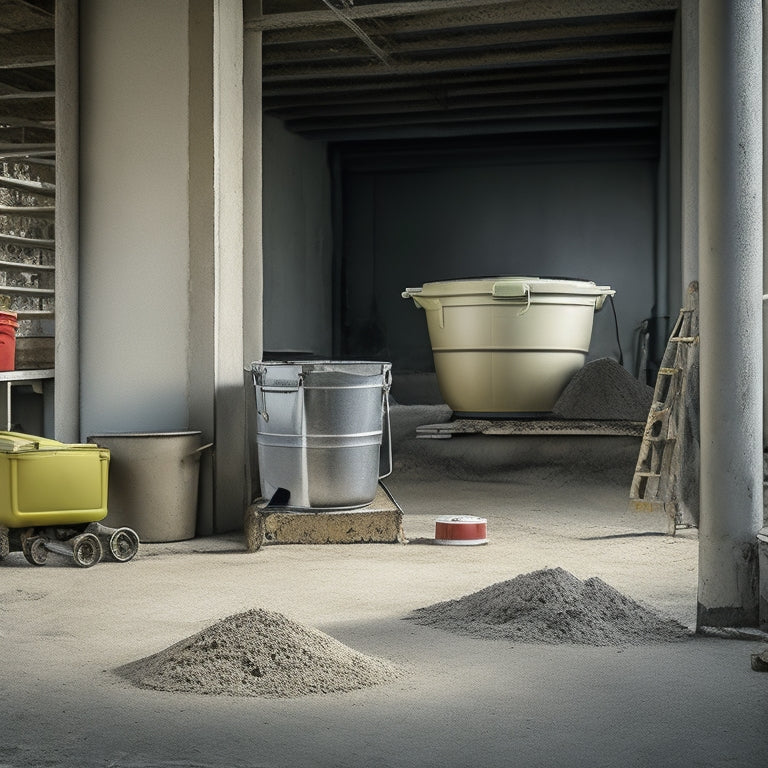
[86,431,210,542]
[250,361,392,509]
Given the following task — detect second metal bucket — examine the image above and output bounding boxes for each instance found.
[251,361,392,509]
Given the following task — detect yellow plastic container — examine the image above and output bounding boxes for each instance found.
[0,431,110,528]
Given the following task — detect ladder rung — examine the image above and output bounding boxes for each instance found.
[633,472,662,478]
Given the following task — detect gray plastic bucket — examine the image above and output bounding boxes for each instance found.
[86,431,210,542]
[251,361,392,509]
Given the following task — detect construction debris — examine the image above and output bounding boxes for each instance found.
[751,648,768,672]
[552,357,654,422]
[407,567,690,645]
[116,608,402,698]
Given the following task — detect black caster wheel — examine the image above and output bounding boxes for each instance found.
[22,535,48,566]
[109,527,140,562]
[72,532,103,568]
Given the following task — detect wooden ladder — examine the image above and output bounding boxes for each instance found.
[629,282,699,534]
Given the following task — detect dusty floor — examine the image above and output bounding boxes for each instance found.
[1,405,766,768]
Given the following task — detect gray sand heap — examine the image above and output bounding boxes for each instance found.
[408,568,690,645]
[553,357,654,421]
[117,608,402,698]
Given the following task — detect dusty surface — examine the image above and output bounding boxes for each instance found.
[0,404,766,767]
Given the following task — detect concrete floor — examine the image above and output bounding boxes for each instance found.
[1,405,766,768]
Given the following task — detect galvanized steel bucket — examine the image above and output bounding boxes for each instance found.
[250,361,392,509]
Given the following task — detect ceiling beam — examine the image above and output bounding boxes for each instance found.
[263,40,671,82]
[285,97,661,133]
[263,23,673,68]
[263,59,668,100]
[0,29,54,67]
[269,85,664,122]
[263,11,674,49]
[0,95,54,122]
[295,113,659,142]
[249,0,679,32]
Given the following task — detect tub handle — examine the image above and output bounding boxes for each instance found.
[595,286,616,311]
[492,280,532,315]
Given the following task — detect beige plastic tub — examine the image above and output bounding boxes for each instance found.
[402,277,615,415]
[86,432,209,542]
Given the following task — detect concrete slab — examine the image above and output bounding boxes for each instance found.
[0,404,766,768]
[244,483,405,549]
[416,417,644,438]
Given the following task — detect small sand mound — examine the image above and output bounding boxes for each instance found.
[407,567,690,645]
[553,357,653,421]
[117,608,402,697]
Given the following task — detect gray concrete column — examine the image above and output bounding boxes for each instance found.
[681,0,699,300]
[243,8,264,504]
[54,0,79,442]
[211,0,246,531]
[188,0,246,534]
[763,1,768,452]
[698,0,763,628]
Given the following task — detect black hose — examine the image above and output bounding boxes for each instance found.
[608,295,624,366]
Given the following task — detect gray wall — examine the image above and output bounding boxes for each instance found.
[340,155,659,386]
[262,116,333,358]
[79,0,191,435]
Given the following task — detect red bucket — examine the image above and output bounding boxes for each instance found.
[0,311,19,372]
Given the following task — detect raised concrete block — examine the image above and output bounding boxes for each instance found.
[244,484,405,551]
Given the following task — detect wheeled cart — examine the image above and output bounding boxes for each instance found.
[0,431,139,567]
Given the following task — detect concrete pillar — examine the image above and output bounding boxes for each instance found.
[698,0,763,628]
[188,0,246,534]
[681,0,699,299]
[54,0,79,442]
[764,1,768,453]
[243,4,264,503]
[654,92,670,352]
[667,12,682,314]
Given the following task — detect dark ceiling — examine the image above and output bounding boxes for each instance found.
[251,0,679,151]
[0,0,678,151]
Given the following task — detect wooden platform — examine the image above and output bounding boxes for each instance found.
[416,418,645,439]
[243,483,405,551]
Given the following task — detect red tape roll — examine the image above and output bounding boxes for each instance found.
[434,515,487,545]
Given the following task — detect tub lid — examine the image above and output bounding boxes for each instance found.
[403,276,614,299]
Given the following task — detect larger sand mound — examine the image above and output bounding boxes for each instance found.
[117,608,402,697]
[408,567,690,645]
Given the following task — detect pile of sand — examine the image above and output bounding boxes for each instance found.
[553,357,654,421]
[407,567,690,645]
[117,608,402,698]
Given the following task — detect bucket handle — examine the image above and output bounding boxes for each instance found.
[379,390,392,480]
[252,368,304,423]
[183,442,213,460]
